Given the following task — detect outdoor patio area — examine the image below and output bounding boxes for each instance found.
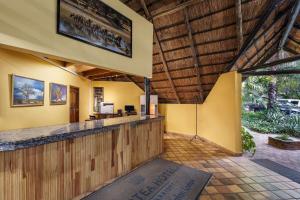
[248,129,300,173]
[163,133,300,200]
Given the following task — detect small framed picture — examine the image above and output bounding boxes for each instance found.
[11,75,45,107]
[50,83,67,105]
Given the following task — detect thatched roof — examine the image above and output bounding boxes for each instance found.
[65,0,300,104]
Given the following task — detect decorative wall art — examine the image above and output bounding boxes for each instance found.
[11,75,45,107]
[57,0,132,57]
[50,83,67,105]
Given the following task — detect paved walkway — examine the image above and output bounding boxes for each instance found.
[163,133,300,199]
[245,128,300,173]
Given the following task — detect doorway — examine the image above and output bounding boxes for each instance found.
[70,86,79,123]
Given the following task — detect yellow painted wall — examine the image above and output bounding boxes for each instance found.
[0,0,153,77]
[0,48,92,131]
[159,72,242,153]
[92,81,144,113]
[0,48,145,131]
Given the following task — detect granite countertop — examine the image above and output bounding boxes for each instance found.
[0,115,163,152]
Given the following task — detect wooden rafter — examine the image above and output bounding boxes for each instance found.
[225,0,284,71]
[125,75,145,91]
[279,0,300,49]
[284,46,299,55]
[183,8,204,103]
[155,0,254,32]
[239,29,283,70]
[235,3,292,70]
[82,68,110,77]
[156,16,258,44]
[32,55,79,76]
[235,0,243,51]
[139,0,181,103]
[254,45,279,67]
[239,54,300,73]
[90,72,122,79]
[151,0,204,20]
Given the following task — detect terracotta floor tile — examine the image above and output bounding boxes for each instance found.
[227,185,244,193]
[163,133,300,199]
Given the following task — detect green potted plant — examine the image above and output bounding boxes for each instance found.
[241,127,256,156]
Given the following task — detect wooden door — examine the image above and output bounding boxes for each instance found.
[70,86,79,123]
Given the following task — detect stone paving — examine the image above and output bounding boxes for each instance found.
[246,129,300,173]
[162,133,300,200]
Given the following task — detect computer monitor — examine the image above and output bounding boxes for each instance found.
[125,105,135,112]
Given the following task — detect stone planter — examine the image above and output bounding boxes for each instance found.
[268,136,300,150]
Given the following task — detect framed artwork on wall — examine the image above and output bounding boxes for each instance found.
[57,0,133,57]
[50,83,67,105]
[11,75,45,107]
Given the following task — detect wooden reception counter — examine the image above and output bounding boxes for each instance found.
[0,115,164,200]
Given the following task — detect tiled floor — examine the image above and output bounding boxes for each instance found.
[248,129,300,172]
[161,133,300,200]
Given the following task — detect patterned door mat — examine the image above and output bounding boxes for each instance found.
[252,159,300,183]
[83,158,212,200]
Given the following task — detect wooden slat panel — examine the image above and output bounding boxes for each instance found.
[0,119,164,200]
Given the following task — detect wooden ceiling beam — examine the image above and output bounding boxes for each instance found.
[154,83,214,89]
[139,0,181,103]
[238,54,300,73]
[153,63,226,74]
[81,68,110,77]
[243,69,300,76]
[155,16,258,44]
[183,7,204,103]
[284,46,299,55]
[150,72,219,82]
[155,0,253,32]
[153,59,230,67]
[154,48,237,58]
[225,0,285,71]
[32,55,79,76]
[288,35,300,45]
[279,0,300,49]
[253,45,278,67]
[126,75,157,94]
[124,75,145,91]
[239,29,282,70]
[237,6,291,69]
[151,0,205,20]
[154,33,250,55]
[235,0,243,51]
[90,72,122,79]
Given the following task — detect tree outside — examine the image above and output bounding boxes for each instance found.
[242,60,300,138]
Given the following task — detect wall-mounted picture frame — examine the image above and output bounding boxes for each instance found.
[50,83,68,105]
[57,0,133,58]
[11,75,45,107]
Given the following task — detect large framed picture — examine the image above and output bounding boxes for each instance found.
[11,75,45,107]
[57,0,132,57]
[50,83,67,105]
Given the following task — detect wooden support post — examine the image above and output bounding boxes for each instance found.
[144,78,150,115]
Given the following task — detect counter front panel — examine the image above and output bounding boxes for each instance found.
[0,116,164,200]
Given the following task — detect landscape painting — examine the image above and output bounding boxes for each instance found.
[57,0,132,57]
[12,75,44,107]
[50,83,67,105]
